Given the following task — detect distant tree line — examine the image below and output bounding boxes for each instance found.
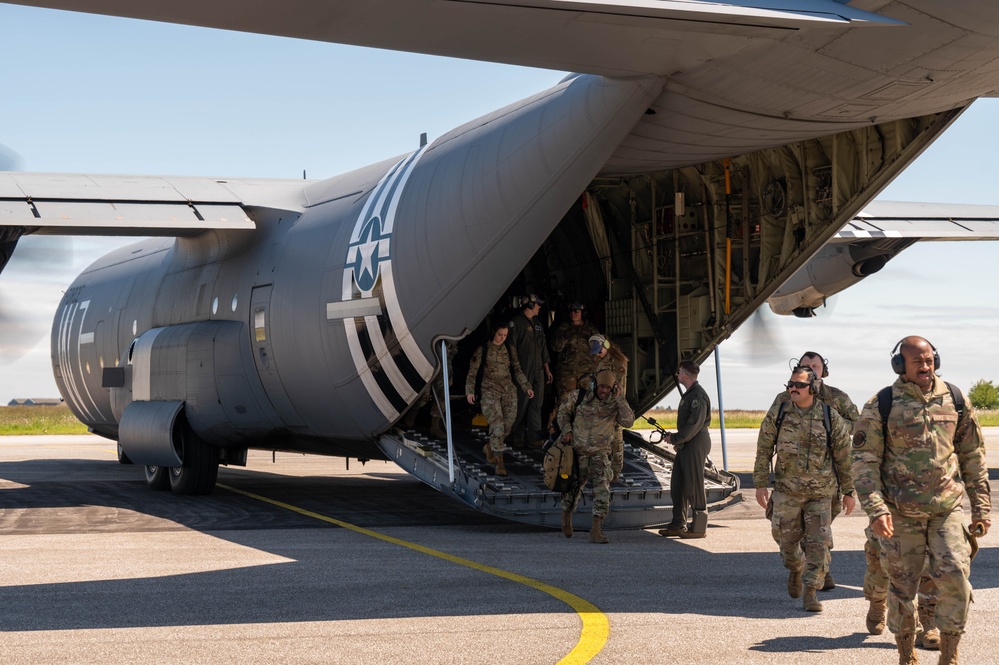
[969,380,999,410]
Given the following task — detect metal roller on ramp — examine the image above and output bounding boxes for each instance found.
[378,427,739,530]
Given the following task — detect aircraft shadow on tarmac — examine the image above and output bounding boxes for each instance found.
[1,457,995,635]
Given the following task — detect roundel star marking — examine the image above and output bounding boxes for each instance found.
[347,215,390,294]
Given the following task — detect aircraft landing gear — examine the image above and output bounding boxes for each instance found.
[167,428,219,495]
[144,465,170,490]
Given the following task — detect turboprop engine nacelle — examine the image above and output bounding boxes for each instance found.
[766,241,906,317]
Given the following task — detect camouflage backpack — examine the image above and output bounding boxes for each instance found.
[542,388,585,493]
[542,437,578,493]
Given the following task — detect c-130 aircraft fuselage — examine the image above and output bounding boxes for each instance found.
[51,74,663,492]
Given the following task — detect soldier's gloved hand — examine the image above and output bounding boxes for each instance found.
[971,519,990,537]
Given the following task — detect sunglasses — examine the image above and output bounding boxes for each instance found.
[786,381,811,389]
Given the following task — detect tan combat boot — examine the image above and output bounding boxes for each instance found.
[482,444,497,464]
[895,633,918,665]
[803,586,823,612]
[937,632,959,665]
[589,516,609,544]
[916,603,940,650]
[787,568,803,599]
[428,414,446,440]
[494,452,507,476]
[821,571,835,591]
[561,511,573,538]
[866,597,887,635]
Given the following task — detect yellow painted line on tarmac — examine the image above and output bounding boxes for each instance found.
[219,483,608,664]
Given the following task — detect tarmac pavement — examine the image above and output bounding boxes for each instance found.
[1,432,996,664]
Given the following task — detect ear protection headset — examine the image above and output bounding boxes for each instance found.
[890,338,940,375]
[799,351,828,378]
[792,366,818,395]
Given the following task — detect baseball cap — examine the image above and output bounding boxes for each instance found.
[568,301,585,311]
[524,293,545,306]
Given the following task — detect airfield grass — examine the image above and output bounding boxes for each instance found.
[3,404,999,435]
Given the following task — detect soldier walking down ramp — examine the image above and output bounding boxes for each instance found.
[754,366,856,613]
[550,301,599,409]
[852,336,991,665]
[658,359,712,539]
[509,293,552,447]
[465,322,534,476]
[557,369,634,543]
[588,334,630,480]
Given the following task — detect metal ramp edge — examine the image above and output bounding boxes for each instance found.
[377,427,739,530]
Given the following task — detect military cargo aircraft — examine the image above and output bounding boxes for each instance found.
[3,1,999,529]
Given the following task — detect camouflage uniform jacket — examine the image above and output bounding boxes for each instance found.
[552,320,599,376]
[851,376,991,523]
[753,398,855,498]
[674,381,711,447]
[465,342,532,397]
[591,347,629,397]
[509,312,549,379]
[768,382,860,426]
[558,391,635,455]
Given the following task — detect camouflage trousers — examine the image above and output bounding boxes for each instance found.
[562,452,612,518]
[412,375,447,420]
[769,491,834,591]
[880,506,972,635]
[481,385,518,453]
[863,525,937,608]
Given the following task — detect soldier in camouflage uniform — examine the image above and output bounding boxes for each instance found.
[551,302,600,408]
[557,369,635,543]
[852,336,990,665]
[588,334,630,480]
[767,351,859,591]
[754,366,856,613]
[401,339,457,439]
[465,322,534,476]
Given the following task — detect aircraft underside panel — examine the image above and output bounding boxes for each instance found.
[378,428,738,530]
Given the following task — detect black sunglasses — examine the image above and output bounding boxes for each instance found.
[786,381,810,389]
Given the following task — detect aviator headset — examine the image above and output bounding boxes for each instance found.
[890,338,941,375]
[788,353,829,378]
[789,366,819,395]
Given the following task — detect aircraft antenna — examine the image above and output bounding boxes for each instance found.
[420,133,427,148]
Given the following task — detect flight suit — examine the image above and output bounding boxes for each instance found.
[852,376,990,636]
[668,380,711,534]
[510,311,550,442]
[754,398,855,592]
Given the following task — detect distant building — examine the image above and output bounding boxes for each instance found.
[6,398,63,407]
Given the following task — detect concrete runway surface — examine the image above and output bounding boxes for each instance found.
[1,432,996,664]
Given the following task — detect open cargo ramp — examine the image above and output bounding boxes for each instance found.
[378,426,739,530]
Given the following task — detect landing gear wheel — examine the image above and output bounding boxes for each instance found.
[145,465,170,490]
[117,442,133,465]
[168,426,219,495]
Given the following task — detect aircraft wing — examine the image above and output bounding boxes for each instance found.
[835,201,999,241]
[0,172,310,236]
[5,0,900,78]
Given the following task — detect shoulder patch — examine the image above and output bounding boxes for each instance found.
[852,431,866,449]
[691,398,699,410]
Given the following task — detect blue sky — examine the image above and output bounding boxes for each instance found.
[1,4,998,409]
